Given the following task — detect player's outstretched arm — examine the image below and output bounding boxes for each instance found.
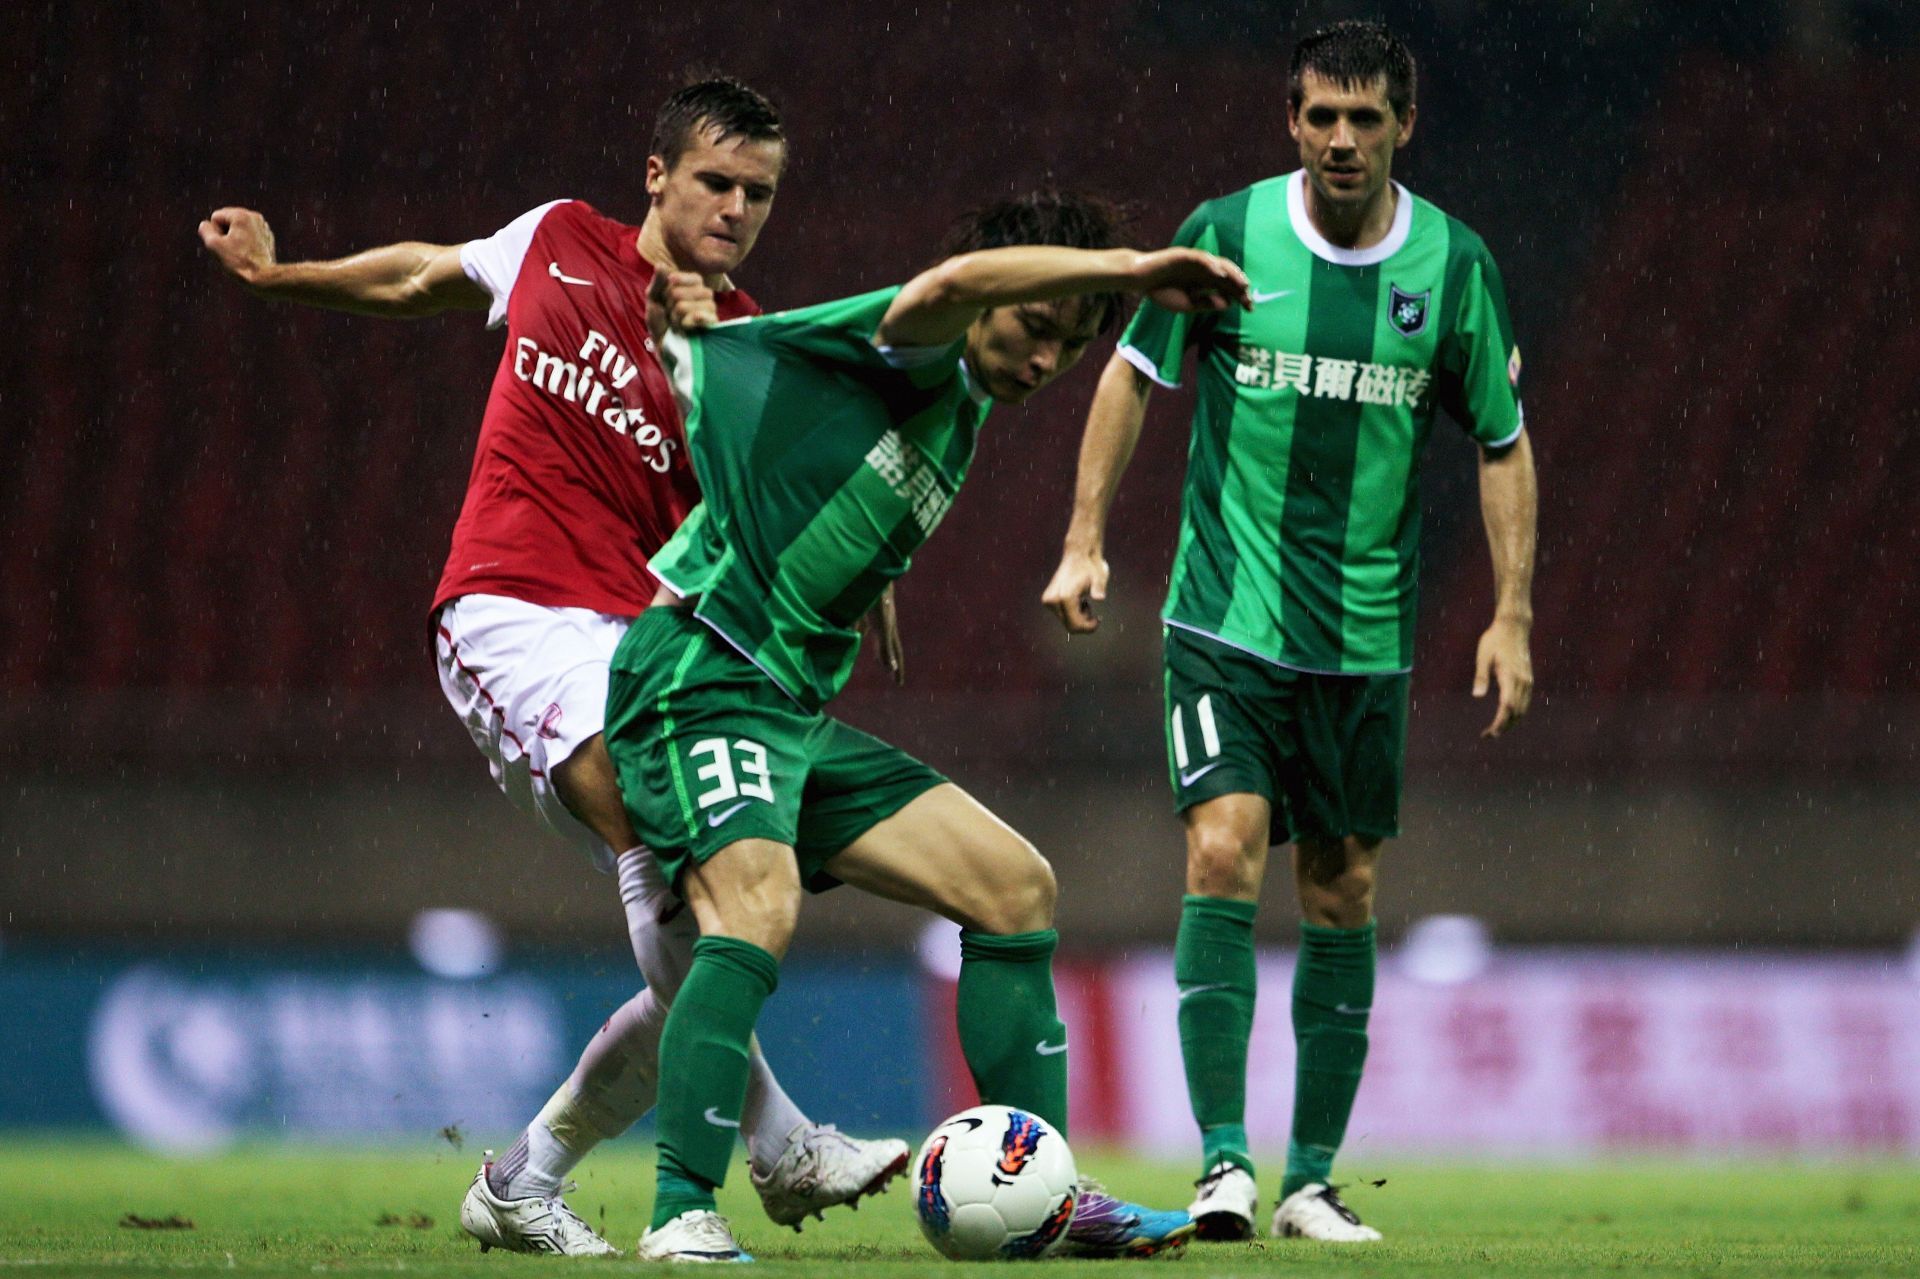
[1041,353,1154,634]
[875,246,1249,350]
[197,207,488,318]
[1474,428,1537,737]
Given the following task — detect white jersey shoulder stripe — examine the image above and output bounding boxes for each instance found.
[1118,341,1180,390]
[460,199,572,330]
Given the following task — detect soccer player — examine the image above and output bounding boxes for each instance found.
[1041,21,1538,1243]
[609,192,1250,1262]
[197,78,908,1256]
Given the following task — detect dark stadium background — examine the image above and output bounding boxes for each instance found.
[3,0,1917,1153]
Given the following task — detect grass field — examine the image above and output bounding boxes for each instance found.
[1,1139,1916,1277]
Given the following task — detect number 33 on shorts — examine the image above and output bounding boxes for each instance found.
[689,737,775,826]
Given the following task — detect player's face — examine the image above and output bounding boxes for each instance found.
[1288,71,1414,210]
[964,299,1102,405]
[646,125,785,277]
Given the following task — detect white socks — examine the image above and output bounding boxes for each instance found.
[491,846,816,1198]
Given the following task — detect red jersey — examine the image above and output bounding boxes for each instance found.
[433,200,759,616]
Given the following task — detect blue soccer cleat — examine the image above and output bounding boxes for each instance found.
[1057,1178,1198,1259]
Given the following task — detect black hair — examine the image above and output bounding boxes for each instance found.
[1289,20,1417,119]
[650,76,784,170]
[939,189,1130,335]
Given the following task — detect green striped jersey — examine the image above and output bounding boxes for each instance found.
[651,286,990,710]
[1124,170,1523,674]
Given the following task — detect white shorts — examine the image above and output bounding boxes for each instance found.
[434,593,635,871]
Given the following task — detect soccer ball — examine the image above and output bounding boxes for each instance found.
[912,1105,1078,1260]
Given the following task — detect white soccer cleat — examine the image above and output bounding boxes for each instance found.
[1271,1182,1383,1242]
[1187,1160,1259,1241]
[459,1158,620,1256]
[750,1123,910,1230]
[637,1209,754,1263]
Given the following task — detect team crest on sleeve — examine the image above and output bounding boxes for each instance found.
[1388,284,1430,337]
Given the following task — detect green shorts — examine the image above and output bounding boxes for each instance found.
[1161,624,1409,847]
[604,606,946,894]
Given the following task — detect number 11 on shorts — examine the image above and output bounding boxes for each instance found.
[1172,695,1222,784]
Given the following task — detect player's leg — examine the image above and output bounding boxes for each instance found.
[602,606,821,1259]
[436,598,850,1247]
[1163,628,1283,1239]
[1268,832,1384,1242]
[1270,670,1405,1244]
[1178,793,1271,1238]
[554,737,816,1175]
[816,759,1194,1259]
[615,846,908,1231]
[642,836,799,1230]
[437,598,624,1254]
[821,783,1067,1128]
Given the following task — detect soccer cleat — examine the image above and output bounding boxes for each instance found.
[1056,1178,1198,1259]
[458,1157,619,1256]
[637,1209,754,1263]
[1187,1160,1259,1240]
[1271,1182,1382,1242]
[750,1123,910,1231]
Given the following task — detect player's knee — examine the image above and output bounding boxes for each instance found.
[1296,837,1378,927]
[1186,823,1265,899]
[688,843,803,957]
[972,842,1056,934]
[731,882,801,955]
[552,735,639,851]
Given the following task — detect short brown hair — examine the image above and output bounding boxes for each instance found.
[650,76,783,170]
[1290,20,1417,119]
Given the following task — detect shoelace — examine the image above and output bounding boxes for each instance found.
[1192,1165,1235,1192]
[787,1123,861,1175]
[676,1210,741,1252]
[801,1123,859,1153]
[544,1185,602,1240]
[1315,1185,1364,1226]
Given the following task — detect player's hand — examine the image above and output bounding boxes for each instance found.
[647,268,718,345]
[1473,615,1533,738]
[198,207,277,285]
[1134,248,1250,314]
[1041,545,1110,634]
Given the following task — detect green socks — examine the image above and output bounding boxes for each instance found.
[1282,920,1375,1197]
[1175,895,1259,1177]
[956,929,1070,1137]
[651,936,780,1230]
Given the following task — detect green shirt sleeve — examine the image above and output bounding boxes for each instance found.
[1116,202,1220,389]
[1438,244,1524,448]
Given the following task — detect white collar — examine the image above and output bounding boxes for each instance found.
[957,355,991,406]
[1286,169,1414,266]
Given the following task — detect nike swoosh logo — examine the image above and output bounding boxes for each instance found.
[703,1107,741,1128]
[548,261,593,286]
[1179,761,1223,786]
[1178,982,1231,1001]
[942,1116,985,1131]
[1035,1040,1068,1056]
[1249,287,1294,305]
[707,800,751,827]
[1334,1003,1371,1016]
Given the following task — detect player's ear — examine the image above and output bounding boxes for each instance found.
[1395,103,1417,147]
[645,154,669,200]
